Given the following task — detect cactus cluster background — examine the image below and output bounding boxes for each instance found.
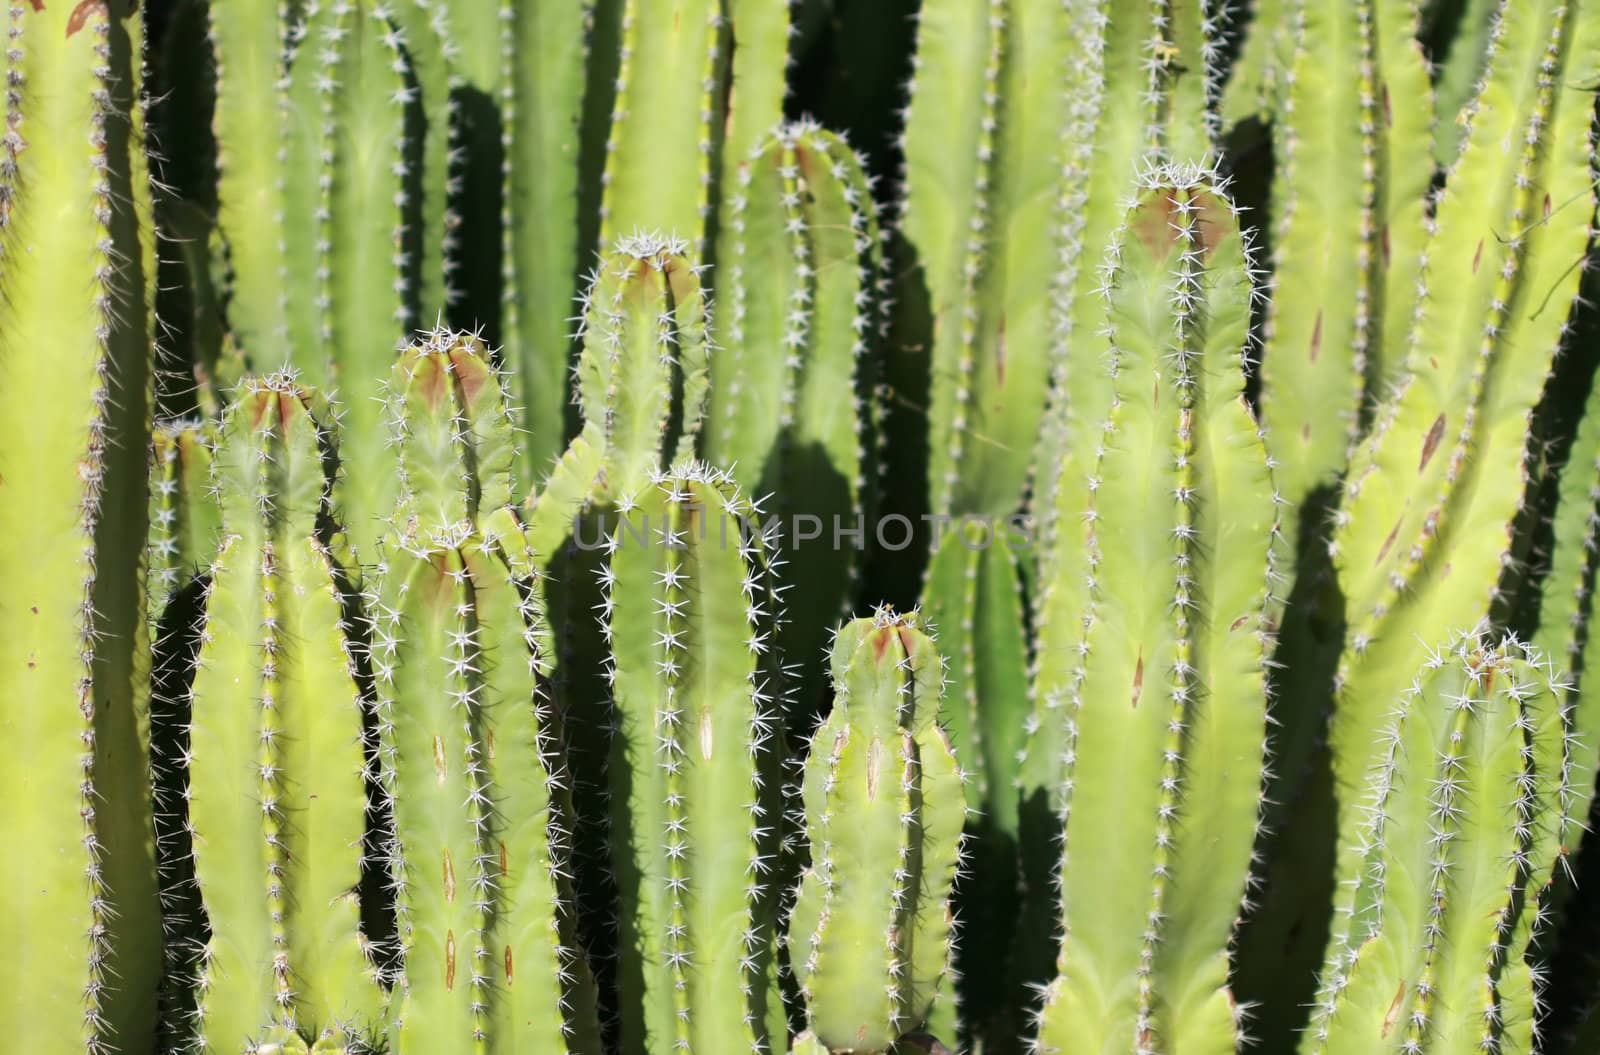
[7,0,1600,1053]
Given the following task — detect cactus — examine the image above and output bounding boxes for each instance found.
[1027,163,1278,1054]
[705,119,884,711]
[598,0,721,251]
[373,328,601,1052]
[1258,0,1434,509]
[184,378,383,1050]
[497,0,604,482]
[148,421,223,630]
[593,464,787,1053]
[0,2,164,1051]
[1304,629,1577,1055]
[788,609,966,1054]
[1325,0,1600,928]
[524,231,712,555]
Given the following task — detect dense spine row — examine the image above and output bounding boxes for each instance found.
[0,3,163,1050]
[1029,164,1278,1055]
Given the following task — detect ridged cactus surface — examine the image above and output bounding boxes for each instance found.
[1028,163,1277,1055]
[6,2,1600,1054]
[0,3,162,1050]
[185,379,382,1050]
[1305,630,1577,1055]
[789,609,966,1054]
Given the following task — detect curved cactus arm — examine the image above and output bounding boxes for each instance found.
[0,2,162,1048]
[598,0,721,251]
[208,0,294,361]
[522,425,606,571]
[1034,167,1271,1055]
[462,539,601,1052]
[603,467,782,1054]
[574,234,712,498]
[499,0,598,482]
[1331,0,1600,799]
[1370,0,1434,397]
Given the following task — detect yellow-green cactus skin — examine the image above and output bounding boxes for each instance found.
[185,379,382,1051]
[0,2,163,1051]
[789,609,966,1054]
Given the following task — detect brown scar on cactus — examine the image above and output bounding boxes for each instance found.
[66,0,107,37]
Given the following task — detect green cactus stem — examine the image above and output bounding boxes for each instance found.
[599,0,722,251]
[705,118,884,712]
[788,608,966,1054]
[1258,0,1433,509]
[0,2,163,1050]
[1304,629,1577,1055]
[185,378,382,1050]
[375,525,602,1054]
[374,328,599,1051]
[524,231,712,556]
[1028,162,1278,1055]
[599,464,786,1054]
[1326,0,1600,926]
[498,0,601,482]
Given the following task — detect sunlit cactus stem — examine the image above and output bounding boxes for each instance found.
[1029,162,1278,1055]
[706,118,886,713]
[599,465,787,1054]
[788,609,967,1054]
[0,2,163,1050]
[375,328,600,1052]
[1304,629,1578,1055]
[185,378,382,1050]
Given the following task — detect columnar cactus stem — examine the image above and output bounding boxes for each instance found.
[186,380,381,1050]
[1258,0,1386,507]
[287,0,414,565]
[1535,371,1600,847]
[375,329,600,1052]
[599,0,722,251]
[1030,164,1277,1055]
[600,465,786,1054]
[1304,630,1577,1055]
[1327,0,1600,898]
[706,119,884,709]
[387,0,456,326]
[376,527,601,1054]
[498,0,599,482]
[788,609,966,1054]
[0,3,163,1050]
[207,0,296,361]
